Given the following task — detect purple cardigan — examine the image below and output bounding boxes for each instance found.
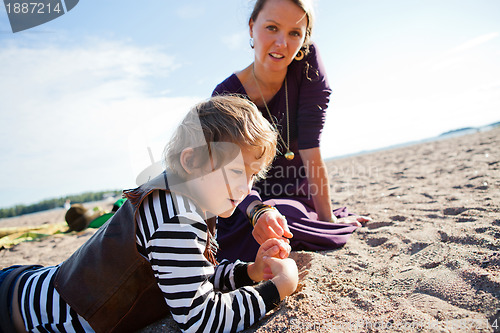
[212,43,332,213]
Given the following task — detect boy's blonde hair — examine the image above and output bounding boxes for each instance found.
[165,95,277,179]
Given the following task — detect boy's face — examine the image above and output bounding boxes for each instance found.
[189,145,267,218]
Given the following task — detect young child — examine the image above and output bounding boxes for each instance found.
[0,96,298,333]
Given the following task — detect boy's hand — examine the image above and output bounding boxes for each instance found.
[265,257,298,300]
[248,238,291,282]
[258,237,291,260]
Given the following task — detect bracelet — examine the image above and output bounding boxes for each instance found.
[248,203,269,222]
[248,203,276,227]
[249,204,273,227]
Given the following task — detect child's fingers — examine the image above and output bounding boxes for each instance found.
[263,245,279,257]
[260,238,282,251]
[278,241,291,259]
[262,238,291,259]
[272,238,291,259]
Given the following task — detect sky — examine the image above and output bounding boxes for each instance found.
[0,0,499,208]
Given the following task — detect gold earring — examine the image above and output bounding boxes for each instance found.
[294,50,304,61]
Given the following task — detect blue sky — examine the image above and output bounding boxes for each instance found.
[1,0,499,208]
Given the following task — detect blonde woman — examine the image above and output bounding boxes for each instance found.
[213,0,370,262]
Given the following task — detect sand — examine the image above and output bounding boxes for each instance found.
[1,127,499,332]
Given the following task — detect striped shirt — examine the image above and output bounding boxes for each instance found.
[18,266,94,332]
[17,190,280,332]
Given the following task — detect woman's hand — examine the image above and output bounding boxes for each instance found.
[252,209,293,245]
[336,215,372,227]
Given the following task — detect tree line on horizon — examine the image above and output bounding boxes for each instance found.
[0,190,122,219]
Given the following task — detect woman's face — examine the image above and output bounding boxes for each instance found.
[250,0,307,73]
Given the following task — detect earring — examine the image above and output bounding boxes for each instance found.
[249,38,254,49]
[294,49,304,61]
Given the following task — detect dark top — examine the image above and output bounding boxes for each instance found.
[212,43,332,212]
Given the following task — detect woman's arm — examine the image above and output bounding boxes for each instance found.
[296,45,369,226]
[298,147,333,221]
[299,148,370,226]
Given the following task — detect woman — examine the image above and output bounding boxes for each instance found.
[213,0,370,262]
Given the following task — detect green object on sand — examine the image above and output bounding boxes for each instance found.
[88,198,126,228]
[88,213,113,228]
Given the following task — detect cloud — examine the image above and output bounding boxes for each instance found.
[0,38,178,111]
[0,38,200,207]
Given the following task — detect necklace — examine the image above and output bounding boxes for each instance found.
[252,65,294,161]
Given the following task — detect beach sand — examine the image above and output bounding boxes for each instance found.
[1,127,499,332]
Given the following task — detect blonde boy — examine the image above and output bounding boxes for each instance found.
[1,96,298,333]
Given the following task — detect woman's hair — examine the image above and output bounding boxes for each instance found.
[165,95,277,179]
[249,0,315,49]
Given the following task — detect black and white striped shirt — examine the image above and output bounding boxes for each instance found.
[17,190,280,332]
[18,265,94,332]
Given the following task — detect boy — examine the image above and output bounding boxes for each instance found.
[0,96,298,333]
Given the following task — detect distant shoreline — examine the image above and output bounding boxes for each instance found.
[326,122,499,162]
[0,195,118,220]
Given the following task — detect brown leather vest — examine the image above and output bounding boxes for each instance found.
[54,173,171,333]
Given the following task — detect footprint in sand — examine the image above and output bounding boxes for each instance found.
[366,237,389,247]
[443,207,469,216]
[366,221,394,230]
[408,292,480,321]
[408,243,449,269]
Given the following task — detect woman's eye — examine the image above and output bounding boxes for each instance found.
[266,25,277,32]
[290,31,302,38]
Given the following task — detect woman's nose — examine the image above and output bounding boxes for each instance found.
[274,33,287,47]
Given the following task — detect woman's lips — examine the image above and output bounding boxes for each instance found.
[269,52,285,59]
